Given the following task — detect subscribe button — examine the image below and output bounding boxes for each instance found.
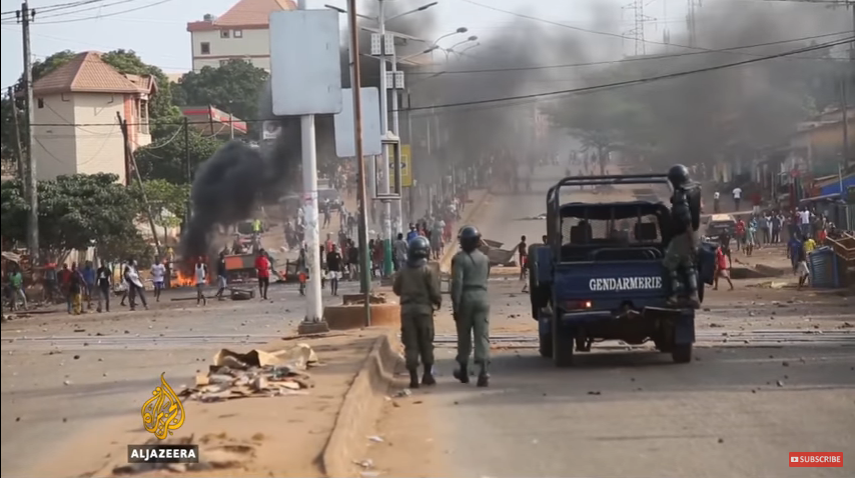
[789,452,843,467]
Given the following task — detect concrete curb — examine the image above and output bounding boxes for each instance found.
[439,190,493,273]
[321,331,402,477]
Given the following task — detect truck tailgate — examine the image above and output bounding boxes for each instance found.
[553,260,666,305]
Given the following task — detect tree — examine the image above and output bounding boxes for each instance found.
[134,128,223,184]
[172,61,269,135]
[0,173,145,259]
[135,179,190,227]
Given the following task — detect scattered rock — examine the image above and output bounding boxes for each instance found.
[394,389,412,398]
[73,355,80,360]
[63,380,71,386]
[782,361,789,367]
[586,391,601,395]
[718,438,724,444]
[776,380,784,387]
[367,435,384,443]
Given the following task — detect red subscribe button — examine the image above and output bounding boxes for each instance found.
[789,452,843,467]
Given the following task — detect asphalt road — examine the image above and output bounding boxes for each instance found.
[369,159,855,478]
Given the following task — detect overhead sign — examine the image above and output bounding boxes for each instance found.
[389,144,413,188]
[269,10,342,115]
[589,276,662,292]
[334,87,382,158]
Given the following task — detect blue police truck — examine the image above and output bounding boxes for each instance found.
[527,174,716,366]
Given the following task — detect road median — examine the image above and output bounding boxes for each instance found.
[29,330,403,478]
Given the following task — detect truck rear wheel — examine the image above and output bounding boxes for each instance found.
[671,343,692,363]
[539,332,552,358]
[551,322,574,367]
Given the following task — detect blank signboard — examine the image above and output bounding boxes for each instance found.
[269,10,342,115]
[334,87,383,158]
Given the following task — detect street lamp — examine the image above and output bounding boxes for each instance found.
[448,35,478,52]
[327,0,440,272]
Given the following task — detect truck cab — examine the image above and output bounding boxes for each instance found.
[528,174,716,366]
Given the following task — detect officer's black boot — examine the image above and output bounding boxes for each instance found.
[453,362,469,384]
[421,364,436,386]
[476,363,490,387]
[408,367,420,389]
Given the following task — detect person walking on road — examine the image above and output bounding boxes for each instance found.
[214,251,228,301]
[732,186,742,212]
[393,236,441,389]
[194,258,208,306]
[150,258,166,302]
[255,249,271,300]
[516,235,528,282]
[326,245,343,296]
[451,226,492,387]
[95,261,111,312]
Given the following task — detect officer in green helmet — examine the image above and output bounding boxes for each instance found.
[451,225,492,387]
[393,235,442,388]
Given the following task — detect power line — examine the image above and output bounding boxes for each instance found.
[1,0,108,18]
[1,0,172,25]
[403,35,854,113]
[405,31,850,76]
[33,0,139,20]
[29,36,852,127]
[460,0,847,60]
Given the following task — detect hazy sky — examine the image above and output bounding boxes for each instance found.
[0,0,838,88]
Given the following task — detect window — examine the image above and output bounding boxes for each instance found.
[200,42,210,54]
[37,98,44,108]
[233,29,243,38]
[220,29,230,38]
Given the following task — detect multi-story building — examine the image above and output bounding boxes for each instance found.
[186,0,296,72]
[31,51,155,184]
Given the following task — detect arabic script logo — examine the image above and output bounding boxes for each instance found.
[141,373,185,440]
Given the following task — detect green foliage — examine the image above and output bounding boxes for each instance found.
[134,179,190,227]
[0,173,145,258]
[134,128,223,184]
[172,61,269,135]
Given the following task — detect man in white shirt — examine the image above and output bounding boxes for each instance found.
[798,208,811,239]
[713,191,721,213]
[732,187,742,212]
[150,259,166,302]
[195,258,208,306]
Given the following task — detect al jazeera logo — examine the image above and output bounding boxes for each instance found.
[127,373,199,464]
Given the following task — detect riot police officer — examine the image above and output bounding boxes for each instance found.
[664,164,702,309]
[451,225,492,387]
[392,235,442,388]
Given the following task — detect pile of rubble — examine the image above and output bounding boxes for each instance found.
[179,344,318,402]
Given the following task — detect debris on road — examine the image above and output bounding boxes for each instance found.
[178,344,318,402]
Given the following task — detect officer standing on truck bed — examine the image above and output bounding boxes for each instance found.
[663,164,702,309]
[392,236,442,389]
[451,226,492,387]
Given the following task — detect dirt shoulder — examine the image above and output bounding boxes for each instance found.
[5,331,391,478]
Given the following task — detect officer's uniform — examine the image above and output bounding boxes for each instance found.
[663,165,702,308]
[392,236,441,388]
[451,226,492,386]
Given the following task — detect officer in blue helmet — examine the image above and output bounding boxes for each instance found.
[392,235,442,388]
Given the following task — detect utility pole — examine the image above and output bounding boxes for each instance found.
[8,87,26,195]
[843,76,850,168]
[686,0,700,49]
[18,1,39,264]
[378,0,394,276]
[118,112,162,258]
[347,0,372,322]
[390,41,404,234]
